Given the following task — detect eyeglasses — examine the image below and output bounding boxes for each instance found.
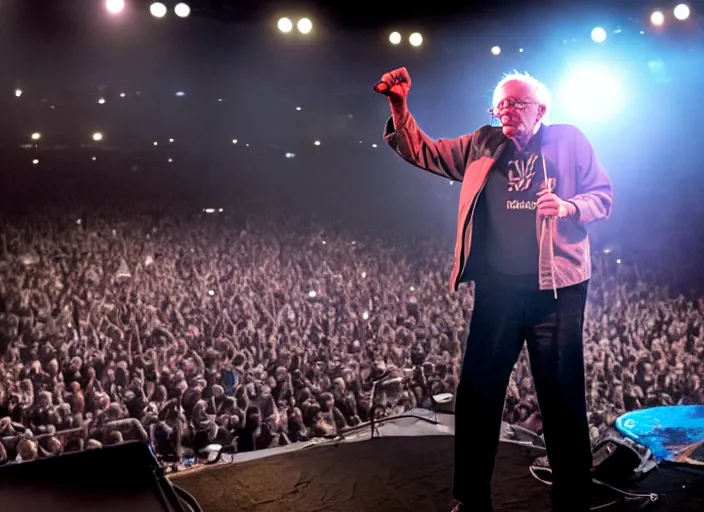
[488,98,535,117]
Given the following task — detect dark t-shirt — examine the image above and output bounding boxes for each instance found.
[470,129,552,285]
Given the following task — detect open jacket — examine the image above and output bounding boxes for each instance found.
[383,110,614,293]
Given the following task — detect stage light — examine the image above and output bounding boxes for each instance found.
[297,18,312,34]
[15,89,22,98]
[674,4,690,20]
[558,63,624,123]
[232,139,238,144]
[650,11,665,26]
[295,106,302,111]
[174,3,190,18]
[491,46,501,55]
[32,159,39,165]
[314,140,321,146]
[105,0,124,14]
[409,32,423,47]
[92,132,104,141]
[277,17,293,33]
[150,2,167,18]
[389,31,402,45]
[31,133,41,141]
[591,27,607,43]
[98,98,106,104]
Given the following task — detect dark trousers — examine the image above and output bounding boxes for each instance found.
[452,276,592,511]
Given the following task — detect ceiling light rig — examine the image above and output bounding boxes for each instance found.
[277,17,314,35]
[150,2,167,18]
[174,2,191,18]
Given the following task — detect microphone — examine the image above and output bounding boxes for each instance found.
[373,81,391,95]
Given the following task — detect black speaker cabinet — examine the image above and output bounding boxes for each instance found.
[0,441,187,512]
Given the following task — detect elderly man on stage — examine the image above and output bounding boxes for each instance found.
[375,67,613,512]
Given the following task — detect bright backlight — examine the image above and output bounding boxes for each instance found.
[105,0,125,14]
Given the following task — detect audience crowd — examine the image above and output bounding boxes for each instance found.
[0,208,702,469]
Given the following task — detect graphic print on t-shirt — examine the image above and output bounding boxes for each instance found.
[507,153,538,192]
[470,146,556,278]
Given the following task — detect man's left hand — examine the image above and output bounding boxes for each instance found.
[537,191,576,219]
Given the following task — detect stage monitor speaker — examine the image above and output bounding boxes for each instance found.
[0,441,188,512]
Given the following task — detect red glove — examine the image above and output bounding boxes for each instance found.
[377,67,412,104]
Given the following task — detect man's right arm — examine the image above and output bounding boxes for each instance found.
[383,100,473,182]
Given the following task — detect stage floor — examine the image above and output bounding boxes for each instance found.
[170,436,530,512]
[169,432,704,512]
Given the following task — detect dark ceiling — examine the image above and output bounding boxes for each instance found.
[10,0,658,31]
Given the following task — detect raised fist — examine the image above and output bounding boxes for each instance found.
[377,67,411,102]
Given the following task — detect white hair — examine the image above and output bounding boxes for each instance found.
[492,71,552,124]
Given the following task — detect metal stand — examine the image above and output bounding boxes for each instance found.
[369,368,437,440]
